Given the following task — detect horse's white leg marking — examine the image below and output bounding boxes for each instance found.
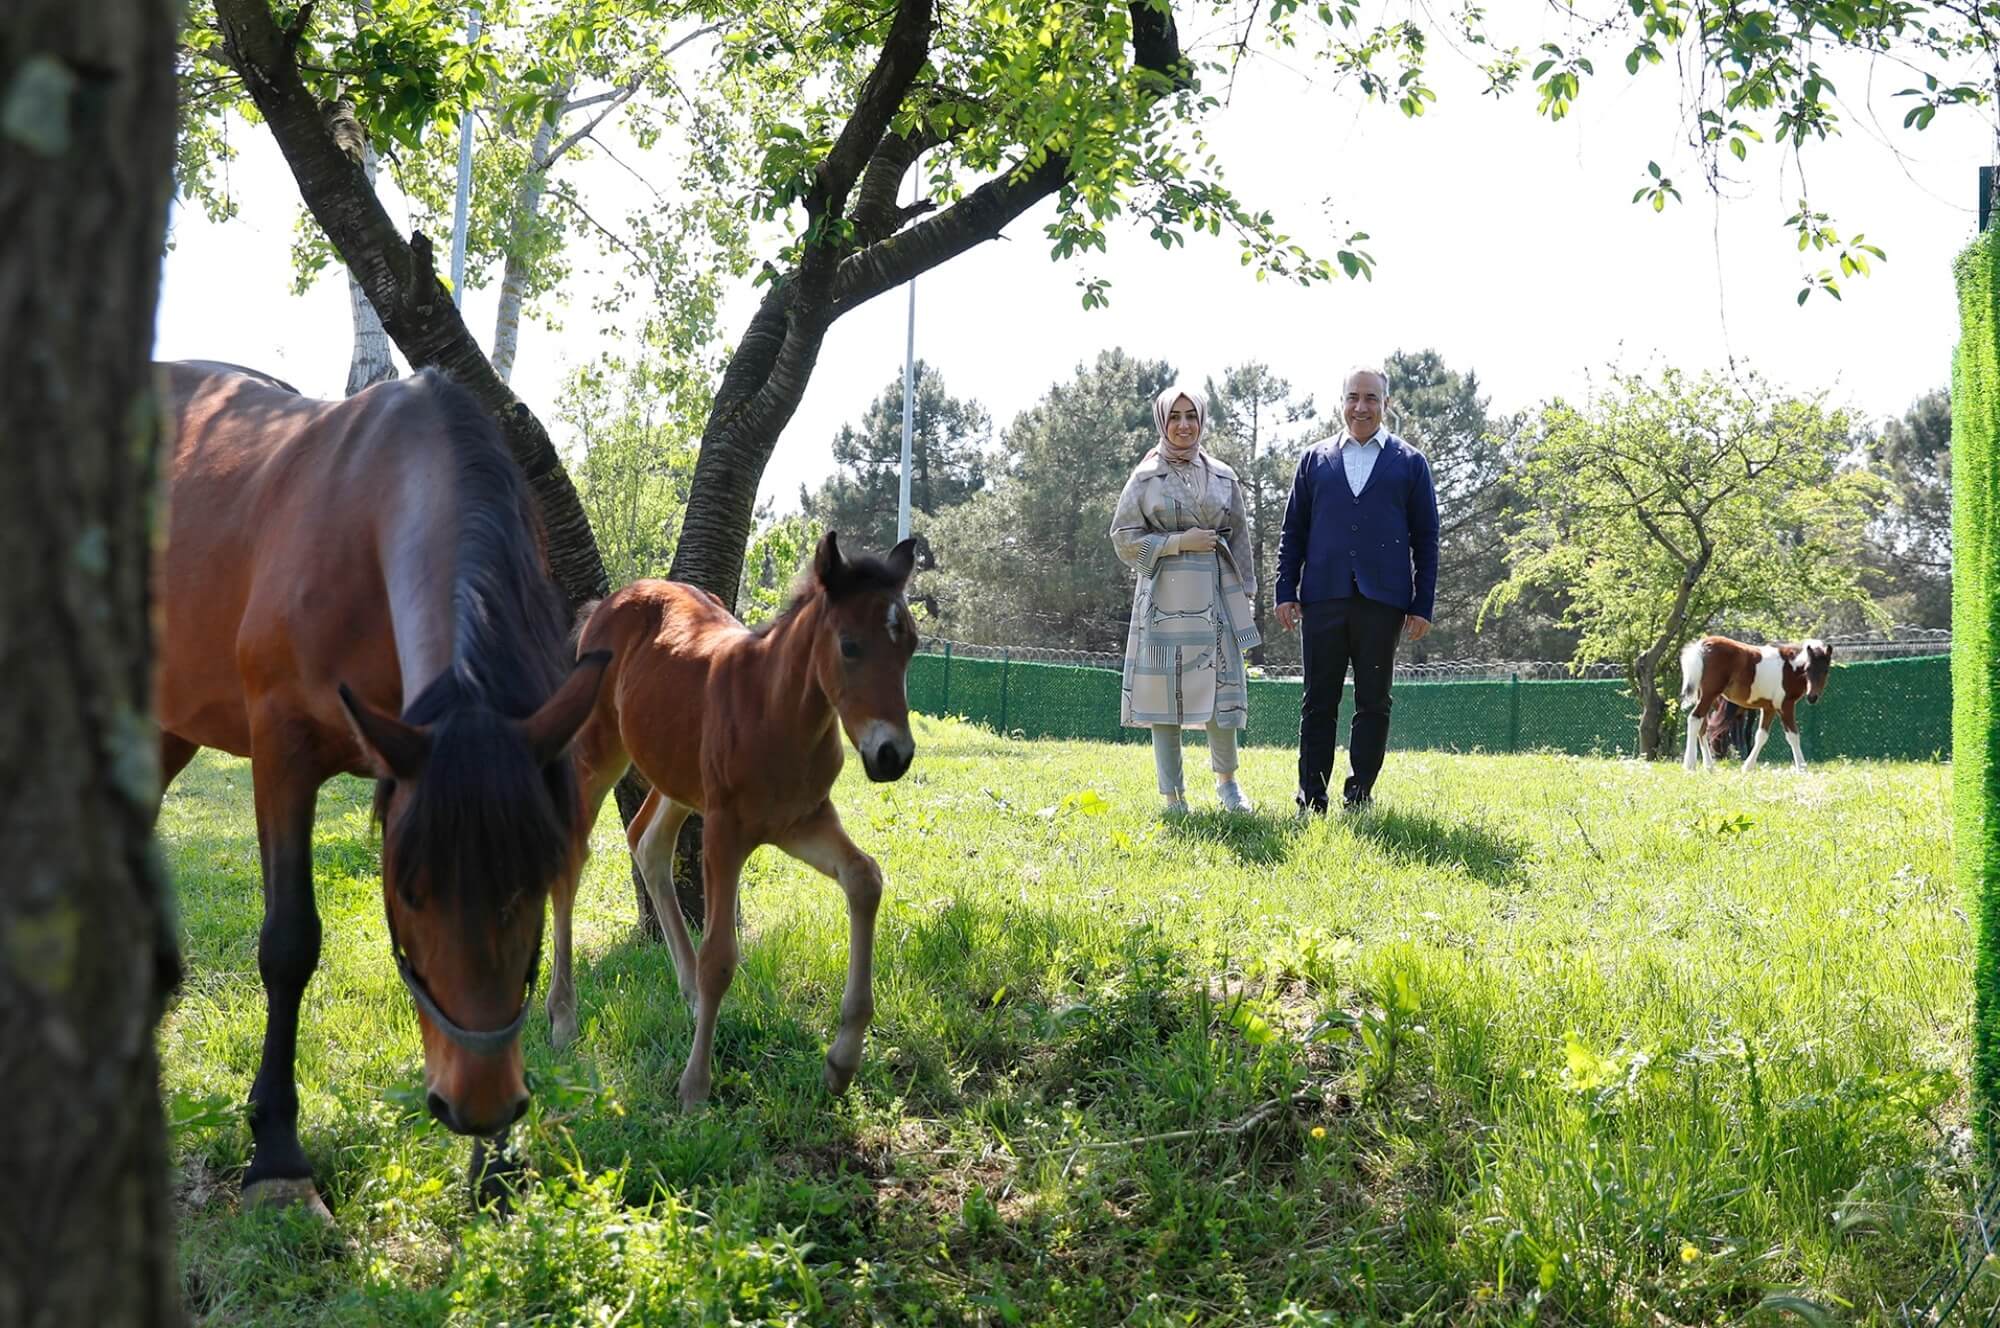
[1784,725,1807,771]
[1741,711,1773,772]
[1679,641,1706,773]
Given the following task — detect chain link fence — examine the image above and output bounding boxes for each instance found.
[909,634,1950,761]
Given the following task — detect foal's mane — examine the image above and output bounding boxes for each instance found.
[754,550,909,638]
[373,372,579,915]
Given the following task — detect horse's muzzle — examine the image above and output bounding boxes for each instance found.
[858,722,915,782]
[428,1087,529,1137]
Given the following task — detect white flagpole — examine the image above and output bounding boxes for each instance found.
[448,6,483,309]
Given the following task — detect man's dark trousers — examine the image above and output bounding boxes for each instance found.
[1297,591,1404,810]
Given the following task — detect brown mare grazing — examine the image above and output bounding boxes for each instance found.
[157,362,607,1213]
[1679,633,1834,772]
[552,533,918,1109]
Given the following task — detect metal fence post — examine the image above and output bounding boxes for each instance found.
[1508,672,1521,752]
[941,641,952,714]
[999,648,1010,734]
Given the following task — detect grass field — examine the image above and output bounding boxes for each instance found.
[159,717,1967,1325]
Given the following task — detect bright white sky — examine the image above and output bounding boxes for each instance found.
[153,17,1988,516]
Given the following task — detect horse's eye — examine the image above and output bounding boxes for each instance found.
[840,638,862,661]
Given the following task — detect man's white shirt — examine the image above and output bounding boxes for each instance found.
[1339,430,1383,495]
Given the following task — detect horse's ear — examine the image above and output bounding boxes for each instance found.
[519,651,611,766]
[886,538,917,586]
[813,530,848,594]
[338,684,432,781]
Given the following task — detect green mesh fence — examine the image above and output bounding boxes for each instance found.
[907,650,1949,761]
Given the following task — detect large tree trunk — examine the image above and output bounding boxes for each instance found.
[662,0,1184,609]
[0,0,183,1322]
[1633,559,1707,758]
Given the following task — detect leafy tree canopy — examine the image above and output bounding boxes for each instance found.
[1483,366,1883,752]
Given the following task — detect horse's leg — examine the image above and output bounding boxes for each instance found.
[160,732,199,800]
[242,729,329,1217]
[546,858,583,1051]
[1682,707,1703,772]
[679,816,748,1111]
[777,803,883,1096]
[630,790,699,1011]
[548,765,623,1049]
[1780,699,1807,771]
[1740,706,1774,772]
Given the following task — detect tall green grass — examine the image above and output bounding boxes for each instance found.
[160,718,1963,1325]
[1956,225,2000,1149]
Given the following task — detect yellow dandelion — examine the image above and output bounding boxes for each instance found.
[1679,1243,1701,1265]
[1311,1126,1327,1140]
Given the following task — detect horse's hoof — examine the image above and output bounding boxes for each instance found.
[242,1177,334,1224]
[677,1073,711,1113]
[823,1060,857,1096]
[548,1010,578,1052]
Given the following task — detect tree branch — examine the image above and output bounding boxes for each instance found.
[211,0,607,607]
[834,151,1068,311]
[847,129,935,247]
[543,80,636,171]
[802,0,935,261]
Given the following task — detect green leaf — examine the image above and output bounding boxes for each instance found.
[1228,1003,1278,1045]
[1755,1293,1839,1327]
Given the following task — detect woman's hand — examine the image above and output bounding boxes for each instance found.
[1178,528,1219,553]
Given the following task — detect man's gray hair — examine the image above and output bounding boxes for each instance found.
[1344,365,1391,396]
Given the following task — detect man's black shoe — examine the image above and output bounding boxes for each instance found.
[1341,792,1373,812]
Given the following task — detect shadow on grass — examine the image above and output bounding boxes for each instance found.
[162,769,1449,1325]
[1159,808,1295,866]
[1345,803,1528,888]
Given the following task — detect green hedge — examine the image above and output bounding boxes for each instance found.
[1956,227,2000,1144]
[908,650,1949,761]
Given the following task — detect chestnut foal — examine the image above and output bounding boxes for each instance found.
[551,533,918,1108]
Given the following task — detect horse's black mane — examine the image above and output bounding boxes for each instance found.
[374,371,578,915]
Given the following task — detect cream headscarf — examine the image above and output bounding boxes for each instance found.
[1152,383,1207,465]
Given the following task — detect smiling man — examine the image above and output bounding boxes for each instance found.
[1274,365,1440,814]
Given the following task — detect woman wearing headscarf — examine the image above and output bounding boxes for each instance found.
[1110,384,1261,814]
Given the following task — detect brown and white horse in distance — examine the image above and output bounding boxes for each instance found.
[1679,634,1834,772]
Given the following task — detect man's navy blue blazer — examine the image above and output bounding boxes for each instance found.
[1273,431,1440,621]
